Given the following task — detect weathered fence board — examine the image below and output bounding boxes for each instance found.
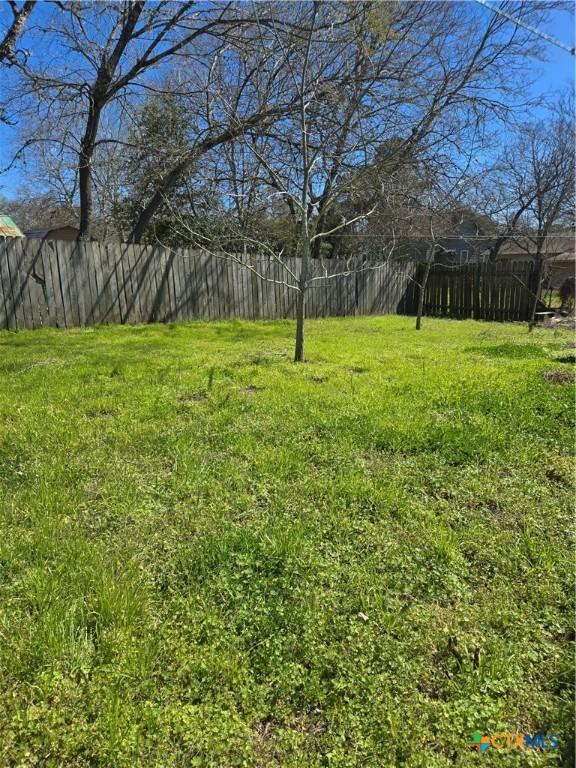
[0,239,540,331]
[408,261,537,322]
[0,240,415,330]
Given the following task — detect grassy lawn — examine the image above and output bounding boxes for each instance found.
[0,315,573,767]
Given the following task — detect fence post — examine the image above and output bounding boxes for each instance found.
[474,263,481,319]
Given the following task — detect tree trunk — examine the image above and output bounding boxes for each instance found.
[77,100,103,240]
[78,150,93,239]
[415,251,433,330]
[528,255,545,331]
[294,238,310,362]
[128,159,190,243]
[294,286,306,362]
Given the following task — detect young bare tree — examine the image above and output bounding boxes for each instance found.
[159,0,552,359]
[159,2,393,361]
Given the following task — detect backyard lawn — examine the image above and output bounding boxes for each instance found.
[0,315,573,767]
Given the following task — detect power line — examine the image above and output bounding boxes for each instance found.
[312,233,574,240]
[475,0,575,55]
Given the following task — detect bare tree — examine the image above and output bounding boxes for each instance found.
[160,2,388,361]
[479,99,575,326]
[12,2,279,239]
[128,1,554,246]
[11,1,337,242]
[152,0,543,359]
[208,1,555,358]
[0,190,77,231]
[125,2,329,244]
[4,1,561,248]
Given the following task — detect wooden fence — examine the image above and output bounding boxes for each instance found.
[403,260,536,322]
[0,238,414,330]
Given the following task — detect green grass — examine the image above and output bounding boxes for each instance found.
[0,315,573,767]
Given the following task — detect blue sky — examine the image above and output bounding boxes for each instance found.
[0,1,574,200]
[527,8,575,95]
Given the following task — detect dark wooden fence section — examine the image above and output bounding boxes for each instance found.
[403,260,536,321]
[0,238,414,330]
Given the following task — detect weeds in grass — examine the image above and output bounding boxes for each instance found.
[0,316,573,767]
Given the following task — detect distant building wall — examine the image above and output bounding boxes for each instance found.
[25,226,80,241]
